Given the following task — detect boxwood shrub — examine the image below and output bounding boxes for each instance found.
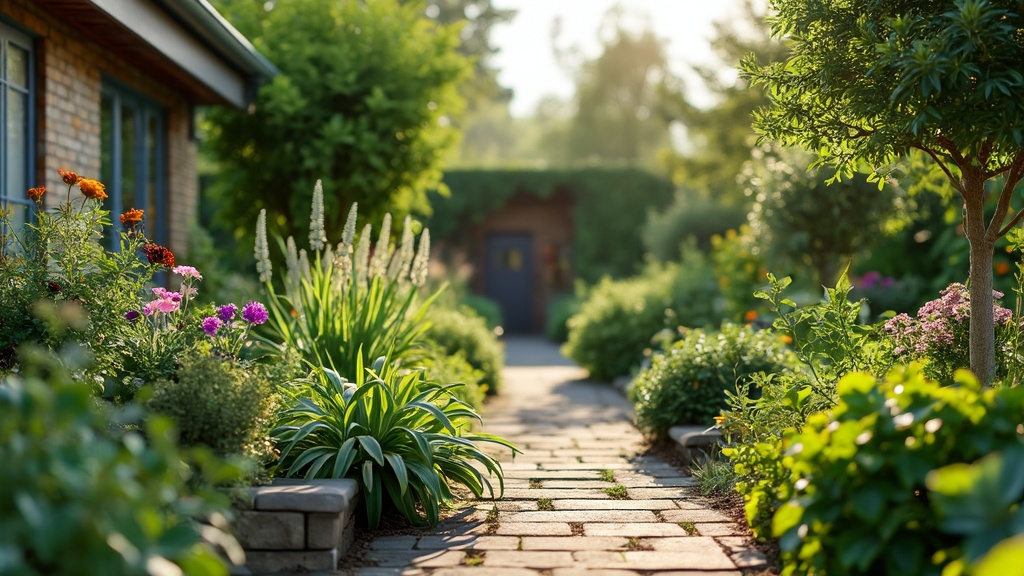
[629,324,794,436]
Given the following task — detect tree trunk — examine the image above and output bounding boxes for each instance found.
[963,181,996,384]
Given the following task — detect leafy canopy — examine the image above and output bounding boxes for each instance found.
[743,0,1024,180]
[206,0,470,244]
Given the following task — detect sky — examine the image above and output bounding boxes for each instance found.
[489,0,761,117]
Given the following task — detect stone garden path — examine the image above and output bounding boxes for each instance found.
[344,337,764,576]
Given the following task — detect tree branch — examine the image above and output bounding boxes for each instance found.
[994,150,1024,238]
[913,143,965,195]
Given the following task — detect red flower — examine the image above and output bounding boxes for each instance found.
[142,244,175,268]
[27,186,45,202]
[58,169,82,186]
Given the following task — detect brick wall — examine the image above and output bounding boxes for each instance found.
[2,0,198,259]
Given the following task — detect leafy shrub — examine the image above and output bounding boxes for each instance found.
[148,349,276,463]
[643,191,747,262]
[563,269,674,380]
[709,226,766,321]
[0,346,241,575]
[272,357,517,529]
[459,294,503,331]
[425,305,503,394]
[630,324,794,436]
[418,344,485,410]
[771,368,1024,575]
[258,193,440,381]
[545,293,580,343]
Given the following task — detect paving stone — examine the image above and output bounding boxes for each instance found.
[493,522,573,536]
[572,550,736,570]
[369,536,419,550]
[410,550,467,568]
[694,522,742,536]
[615,476,698,488]
[471,536,522,550]
[671,500,708,510]
[550,570,642,576]
[417,535,479,550]
[626,487,699,500]
[503,470,602,479]
[481,550,575,568]
[715,536,768,569]
[503,510,658,523]
[541,480,630,489]
[430,569,541,576]
[642,537,726,552]
[584,523,689,537]
[659,508,734,523]
[499,488,611,500]
[520,536,629,551]
[551,499,679,511]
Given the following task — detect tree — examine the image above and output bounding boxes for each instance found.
[561,8,674,169]
[742,0,1024,383]
[744,145,900,287]
[205,0,470,244]
[660,0,787,203]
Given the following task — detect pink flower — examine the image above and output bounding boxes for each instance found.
[172,265,202,279]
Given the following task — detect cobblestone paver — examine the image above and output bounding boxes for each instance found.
[341,337,764,575]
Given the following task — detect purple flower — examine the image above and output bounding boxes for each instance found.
[217,303,238,323]
[124,310,141,322]
[201,316,222,337]
[242,301,268,325]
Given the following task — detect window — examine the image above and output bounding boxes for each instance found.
[100,81,166,249]
[1,22,33,233]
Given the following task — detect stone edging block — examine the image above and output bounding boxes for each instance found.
[253,478,359,513]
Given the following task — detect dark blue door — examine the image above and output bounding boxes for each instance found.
[485,233,533,333]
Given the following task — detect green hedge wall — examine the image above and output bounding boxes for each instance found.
[428,169,675,283]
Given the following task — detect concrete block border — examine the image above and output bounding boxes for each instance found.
[234,478,360,574]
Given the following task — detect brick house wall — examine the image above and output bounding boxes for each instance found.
[4,0,198,259]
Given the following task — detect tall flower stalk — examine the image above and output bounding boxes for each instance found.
[256,182,443,379]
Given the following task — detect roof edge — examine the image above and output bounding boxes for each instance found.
[160,0,278,79]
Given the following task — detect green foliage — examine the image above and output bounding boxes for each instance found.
[630,324,794,436]
[259,202,440,381]
[743,0,1024,383]
[563,270,673,381]
[771,369,1024,576]
[927,445,1024,574]
[206,0,470,248]
[424,305,503,395]
[148,349,277,463]
[643,191,748,262]
[744,145,901,286]
[458,294,503,331]
[564,260,721,380]
[709,226,765,321]
[690,454,739,498]
[429,169,675,283]
[272,358,517,529]
[545,293,580,343]
[0,346,242,575]
[417,344,485,410]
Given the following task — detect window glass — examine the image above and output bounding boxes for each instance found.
[1,25,34,238]
[6,87,27,197]
[6,43,28,88]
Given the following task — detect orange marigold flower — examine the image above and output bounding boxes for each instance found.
[142,243,175,268]
[995,261,1011,276]
[781,334,794,345]
[744,310,758,323]
[119,208,144,228]
[27,186,45,202]
[58,168,82,186]
[78,178,107,200]
[713,415,726,426]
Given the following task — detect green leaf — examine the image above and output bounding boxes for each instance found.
[357,435,385,466]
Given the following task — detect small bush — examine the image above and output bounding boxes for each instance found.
[772,368,1024,575]
[545,293,580,343]
[425,305,504,395]
[630,324,794,436]
[148,349,276,462]
[418,343,486,410]
[459,294,504,331]
[563,271,673,381]
[643,191,747,262]
[1,347,240,574]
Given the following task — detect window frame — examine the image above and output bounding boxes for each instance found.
[0,20,36,233]
[100,78,167,250]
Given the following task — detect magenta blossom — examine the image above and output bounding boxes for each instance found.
[241,301,268,325]
[124,310,141,322]
[151,287,182,302]
[172,265,202,279]
[217,303,238,323]
[201,316,222,337]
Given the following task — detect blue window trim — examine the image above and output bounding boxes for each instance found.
[100,77,167,250]
[0,20,36,232]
